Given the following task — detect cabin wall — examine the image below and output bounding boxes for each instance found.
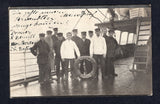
[99,26,136,59]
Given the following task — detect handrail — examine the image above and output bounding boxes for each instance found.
[10,58,36,61]
[10,51,38,82]
[11,64,37,68]
[10,51,31,54]
[10,50,57,87]
[10,72,57,87]
[10,70,39,77]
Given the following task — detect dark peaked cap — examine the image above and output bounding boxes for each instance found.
[72,29,78,32]
[81,31,86,35]
[53,28,58,31]
[88,31,93,33]
[95,28,100,32]
[57,33,63,37]
[39,33,45,37]
[46,30,52,34]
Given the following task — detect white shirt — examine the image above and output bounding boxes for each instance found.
[90,36,107,55]
[60,39,80,59]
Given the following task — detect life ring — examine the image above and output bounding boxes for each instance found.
[74,56,97,79]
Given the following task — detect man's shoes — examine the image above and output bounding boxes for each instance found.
[108,73,118,77]
[113,73,118,77]
[77,77,81,81]
[72,77,78,81]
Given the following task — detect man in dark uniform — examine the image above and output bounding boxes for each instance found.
[71,29,83,56]
[104,29,118,77]
[53,33,65,82]
[51,28,65,73]
[81,32,90,56]
[30,33,50,85]
[52,28,58,43]
[80,32,92,74]
[88,31,94,40]
[102,29,107,37]
[45,30,54,81]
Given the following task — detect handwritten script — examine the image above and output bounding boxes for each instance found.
[9,9,97,52]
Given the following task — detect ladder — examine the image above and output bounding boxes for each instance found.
[130,18,151,74]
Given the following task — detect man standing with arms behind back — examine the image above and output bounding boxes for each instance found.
[90,28,107,79]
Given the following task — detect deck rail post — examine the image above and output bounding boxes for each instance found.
[23,50,27,81]
[119,31,122,44]
[126,32,129,44]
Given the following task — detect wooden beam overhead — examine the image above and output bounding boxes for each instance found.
[95,17,151,34]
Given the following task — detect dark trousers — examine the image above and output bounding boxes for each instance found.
[93,55,105,78]
[105,57,115,76]
[38,63,50,83]
[80,60,92,74]
[55,57,64,79]
[63,59,75,79]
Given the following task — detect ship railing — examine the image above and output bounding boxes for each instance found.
[10,51,57,87]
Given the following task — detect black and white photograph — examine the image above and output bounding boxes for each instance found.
[9,6,152,97]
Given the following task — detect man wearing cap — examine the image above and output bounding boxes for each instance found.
[52,28,65,44]
[88,31,94,40]
[80,32,91,74]
[30,33,50,85]
[52,28,58,43]
[45,30,55,81]
[102,29,108,37]
[90,28,107,79]
[53,33,65,82]
[61,32,80,80]
[104,29,118,77]
[71,29,83,56]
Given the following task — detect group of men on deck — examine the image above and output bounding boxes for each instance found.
[31,27,118,85]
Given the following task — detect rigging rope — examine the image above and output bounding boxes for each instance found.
[97,8,109,21]
[86,9,103,23]
[103,9,108,22]
[73,9,105,29]
[72,10,86,29]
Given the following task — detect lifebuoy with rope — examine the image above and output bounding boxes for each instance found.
[74,56,97,79]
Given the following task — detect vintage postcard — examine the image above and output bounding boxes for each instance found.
[9,5,152,97]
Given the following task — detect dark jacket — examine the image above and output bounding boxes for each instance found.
[71,36,83,54]
[103,35,118,57]
[81,39,90,56]
[30,40,50,64]
[52,34,65,45]
[53,38,65,58]
[51,34,58,44]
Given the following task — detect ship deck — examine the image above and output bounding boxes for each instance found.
[10,57,152,97]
